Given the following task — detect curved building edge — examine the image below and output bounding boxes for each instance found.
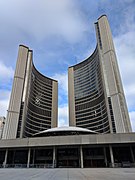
[68,46,111,134]
[68,45,98,69]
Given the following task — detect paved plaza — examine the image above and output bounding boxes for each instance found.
[0,168,135,180]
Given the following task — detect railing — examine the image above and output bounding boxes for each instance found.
[0,164,27,168]
[29,164,53,168]
[0,164,53,168]
[109,162,135,168]
[0,163,135,168]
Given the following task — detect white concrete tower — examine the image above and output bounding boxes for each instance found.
[2,45,58,139]
[95,15,132,133]
[68,15,132,133]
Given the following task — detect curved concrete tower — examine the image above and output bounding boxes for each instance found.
[2,45,58,139]
[68,15,132,133]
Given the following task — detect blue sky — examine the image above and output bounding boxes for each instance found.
[0,0,135,131]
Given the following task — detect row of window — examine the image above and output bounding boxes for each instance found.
[76,117,109,129]
[75,95,105,112]
[27,108,51,119]
[26,117,51,130]
[75,99,105,113]
[75,88,103,103]
[74,66,101,87]
[31,83,52,94]
[96,23,102,49]
[24,124,49,137]
[32,74,53,91]
[27,111,51,122]
[108,97,116,133]
[75,80,98,93]
[17,103,24,138]
[74,62,99,80]
[32,67,52,86]
[76,104,106,118]
[77,122,110,133]
[76,113,108,126]
[76,109,107,122]
[29,99,52,111]
[32,83,52,98]
[74,81,102,99]
[75,90,103,105]
[27,115,51,125]
[74,63,100,85]
[28,102,52,117]
[30,93,52,106]
[73,48,99,71]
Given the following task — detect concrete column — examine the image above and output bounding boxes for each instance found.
[32,149,35,165]
[109,145,114,167]
[3,149,8,168]
[103,147,108,167]
[68,67,76,126]
[80,146,83,168]
[130,146,135,163]
[2,46,29,139]
[51,81,58,128]
[53,146,56,168]
[27,148,31,168]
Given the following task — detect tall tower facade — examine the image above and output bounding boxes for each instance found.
[2,45,58,139]
[68,15,132,133]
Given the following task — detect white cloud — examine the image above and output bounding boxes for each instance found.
[124,84,135,111]
[52,72,68,95]
[51,72,68,126]
[0,0,88,43]
[0,61,14,85]
[0,62,13,117]
[58,104,68,127]
[129,111,135,132]
[0,90,11,117]
[114,9,135,113]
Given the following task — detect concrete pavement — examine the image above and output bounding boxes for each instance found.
[0,168,135,180]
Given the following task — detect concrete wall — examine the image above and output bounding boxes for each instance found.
[0,133,135,148]
[96,15,132,133]
[2,45,29,139]
[51,81,58,128]
[68,67,76,126]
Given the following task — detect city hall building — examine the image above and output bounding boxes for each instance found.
[0,15,135,168]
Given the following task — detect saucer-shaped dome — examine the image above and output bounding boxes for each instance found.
[33,126,97,137]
